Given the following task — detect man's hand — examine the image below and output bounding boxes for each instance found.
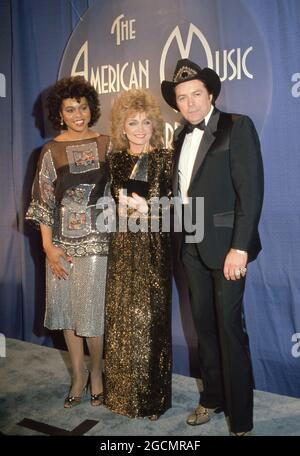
[223,248,248,281]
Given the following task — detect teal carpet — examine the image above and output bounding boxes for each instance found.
[1,339,300,436]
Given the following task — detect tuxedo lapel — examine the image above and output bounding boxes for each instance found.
[190,109,220,185]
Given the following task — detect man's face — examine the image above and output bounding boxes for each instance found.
[175,79,213,124]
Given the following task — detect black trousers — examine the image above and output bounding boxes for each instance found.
[182,242,254,433]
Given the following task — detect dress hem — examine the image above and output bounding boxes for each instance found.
[44,324,104,338]
[103,402,172,419]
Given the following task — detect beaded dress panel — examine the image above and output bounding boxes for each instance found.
[26,136,110,336]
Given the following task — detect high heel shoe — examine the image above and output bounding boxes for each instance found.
[148,414,161,421]
[64,370,89,409]
[89,370,104,406]
[90,392,104,407]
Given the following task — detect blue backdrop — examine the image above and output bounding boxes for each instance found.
[1,0,300,398]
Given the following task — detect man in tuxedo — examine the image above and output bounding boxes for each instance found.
[161,59,264,435]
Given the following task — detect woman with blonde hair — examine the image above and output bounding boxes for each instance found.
[104,88,173,420]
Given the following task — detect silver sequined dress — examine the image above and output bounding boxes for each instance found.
[26,135,110,337]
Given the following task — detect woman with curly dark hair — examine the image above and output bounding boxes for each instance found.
[26,76,110,408]
[104,88,173,420]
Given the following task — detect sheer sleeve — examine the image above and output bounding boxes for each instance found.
[25,145,57,228]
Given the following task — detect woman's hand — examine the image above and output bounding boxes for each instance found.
[44,244,73,280]
[119,189,148,214]
[131,193,148,214]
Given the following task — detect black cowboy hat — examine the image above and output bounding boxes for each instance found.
[161,58,221,110]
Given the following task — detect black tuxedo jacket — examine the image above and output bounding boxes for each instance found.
[173,108,264,269]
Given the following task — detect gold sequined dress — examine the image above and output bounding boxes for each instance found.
[104,149,173,418]
[26,135,110,337]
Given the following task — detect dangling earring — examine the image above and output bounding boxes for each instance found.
[60,118,64,126]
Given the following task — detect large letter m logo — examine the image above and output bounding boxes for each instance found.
[160,24,213,82]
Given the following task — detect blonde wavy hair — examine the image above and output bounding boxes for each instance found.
[110,88,165,150]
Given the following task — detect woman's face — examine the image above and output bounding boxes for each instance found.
[124,111,153,153]
[60,97,91,133]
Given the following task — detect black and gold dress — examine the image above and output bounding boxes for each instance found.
[104,149,173,418]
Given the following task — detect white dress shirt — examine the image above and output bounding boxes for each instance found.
[178,106,214,204]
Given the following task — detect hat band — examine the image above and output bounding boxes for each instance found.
[173,66,198,83]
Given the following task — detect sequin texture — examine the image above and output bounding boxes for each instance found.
[104,149,173,417]
[26,136,110,337]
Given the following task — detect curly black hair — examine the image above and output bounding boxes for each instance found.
[47,76,100,130]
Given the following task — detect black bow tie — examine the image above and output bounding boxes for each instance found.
[185,119,206,134]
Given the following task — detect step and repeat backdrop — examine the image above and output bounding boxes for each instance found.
[1,0,300,398]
